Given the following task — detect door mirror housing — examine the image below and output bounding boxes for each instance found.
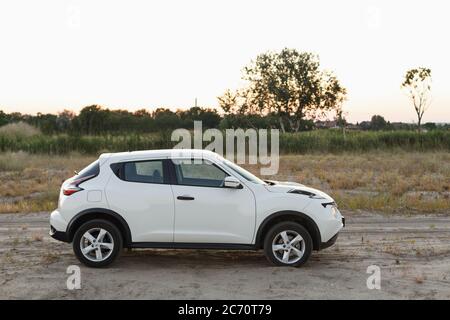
[223,176,242,189]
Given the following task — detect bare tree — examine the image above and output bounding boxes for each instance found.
[401,68,432,133]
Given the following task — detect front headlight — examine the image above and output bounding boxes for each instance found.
[321,202,339,217]
[330,205,338,218]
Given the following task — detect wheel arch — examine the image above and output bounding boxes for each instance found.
[67,208,132,247]
[255,210,322,250]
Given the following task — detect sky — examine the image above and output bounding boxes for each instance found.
[0,0,449,123]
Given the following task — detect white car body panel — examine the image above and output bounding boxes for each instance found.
[171,184,255,243]
[104,172,175,242]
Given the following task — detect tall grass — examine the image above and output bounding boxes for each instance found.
[0,122,41,139]
[280,130,450,153]
[0,129,449,155]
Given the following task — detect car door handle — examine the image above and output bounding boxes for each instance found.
[177,195,195,201]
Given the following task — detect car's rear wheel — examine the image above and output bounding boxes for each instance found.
[263,222,312,267]
[73,219,122,268]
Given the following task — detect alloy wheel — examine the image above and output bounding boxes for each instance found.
[271,230,305,264]
[80,228,114,262]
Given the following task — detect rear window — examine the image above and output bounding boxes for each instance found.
[111,160,165,184]
[77,160,100,179]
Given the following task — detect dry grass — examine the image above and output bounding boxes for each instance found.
[0,151,449,214]
[245,151,450,213]
[31,234,43,242]
[414,275,425,284]
[0,122,40,139]
[41,252,59,265]
[0,152,95,213]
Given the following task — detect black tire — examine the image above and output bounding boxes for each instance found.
[73,219,123,268]
[263,221,313,267]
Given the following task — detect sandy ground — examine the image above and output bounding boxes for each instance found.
[0,211,449,299]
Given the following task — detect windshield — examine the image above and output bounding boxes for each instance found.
[221,159,266,185]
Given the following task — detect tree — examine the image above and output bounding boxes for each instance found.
[33,112,58,134]
[401,67,432,133]
[152,108,180,130]
[218,89,238,114]
[335,109,348,136]
[370,115,387,130]
[76,105,109,135]
[56,109,76,132]
[177,107,221,129]
[0,110,8,127]
[240,48,347,132]
[423,122,437,131]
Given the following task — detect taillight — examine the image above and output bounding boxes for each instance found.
[63,186,83,196]
[63,174,96,196]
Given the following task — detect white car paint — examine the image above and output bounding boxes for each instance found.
[50,149,343,249]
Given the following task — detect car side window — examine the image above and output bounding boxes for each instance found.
[174,160,228,187]
[77,160,100,179]
[122,160,164,184]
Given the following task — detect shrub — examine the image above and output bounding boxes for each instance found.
[0,122,41,139]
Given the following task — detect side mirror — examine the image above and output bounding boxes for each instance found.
[223,176,242,189]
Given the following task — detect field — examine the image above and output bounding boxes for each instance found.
[1,211,449,299]
[0,151,449,214]
[1,141,449,299]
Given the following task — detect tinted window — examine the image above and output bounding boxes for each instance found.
[222,159,266,185]
[77,160,100,179]
[123,160,164,184]
[175,160,228,187]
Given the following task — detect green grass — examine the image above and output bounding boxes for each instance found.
[279,130,450,153]
[0,130,449,155]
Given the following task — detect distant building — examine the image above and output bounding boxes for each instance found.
[315,120,338,129]
[345,123,360,130]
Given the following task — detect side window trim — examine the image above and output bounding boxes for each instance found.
[165,159,178,185]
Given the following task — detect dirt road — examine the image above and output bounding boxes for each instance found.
[0,211,449,299]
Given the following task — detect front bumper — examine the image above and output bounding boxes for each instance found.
[319,216,344,250]
[320,233,338,250]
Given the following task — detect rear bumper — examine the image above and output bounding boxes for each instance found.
[50,225,69,243]
[49,209,70,242]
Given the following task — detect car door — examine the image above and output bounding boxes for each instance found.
[170,158,256,244]
[105,158,175,242]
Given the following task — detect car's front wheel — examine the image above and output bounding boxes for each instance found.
[73,219,122,268]
[263,222,312,267]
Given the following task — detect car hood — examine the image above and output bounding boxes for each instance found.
[264,181,334,202]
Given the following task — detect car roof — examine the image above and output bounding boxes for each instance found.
[101,149,220,162]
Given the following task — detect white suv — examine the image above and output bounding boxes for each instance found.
[50,149,344,267]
